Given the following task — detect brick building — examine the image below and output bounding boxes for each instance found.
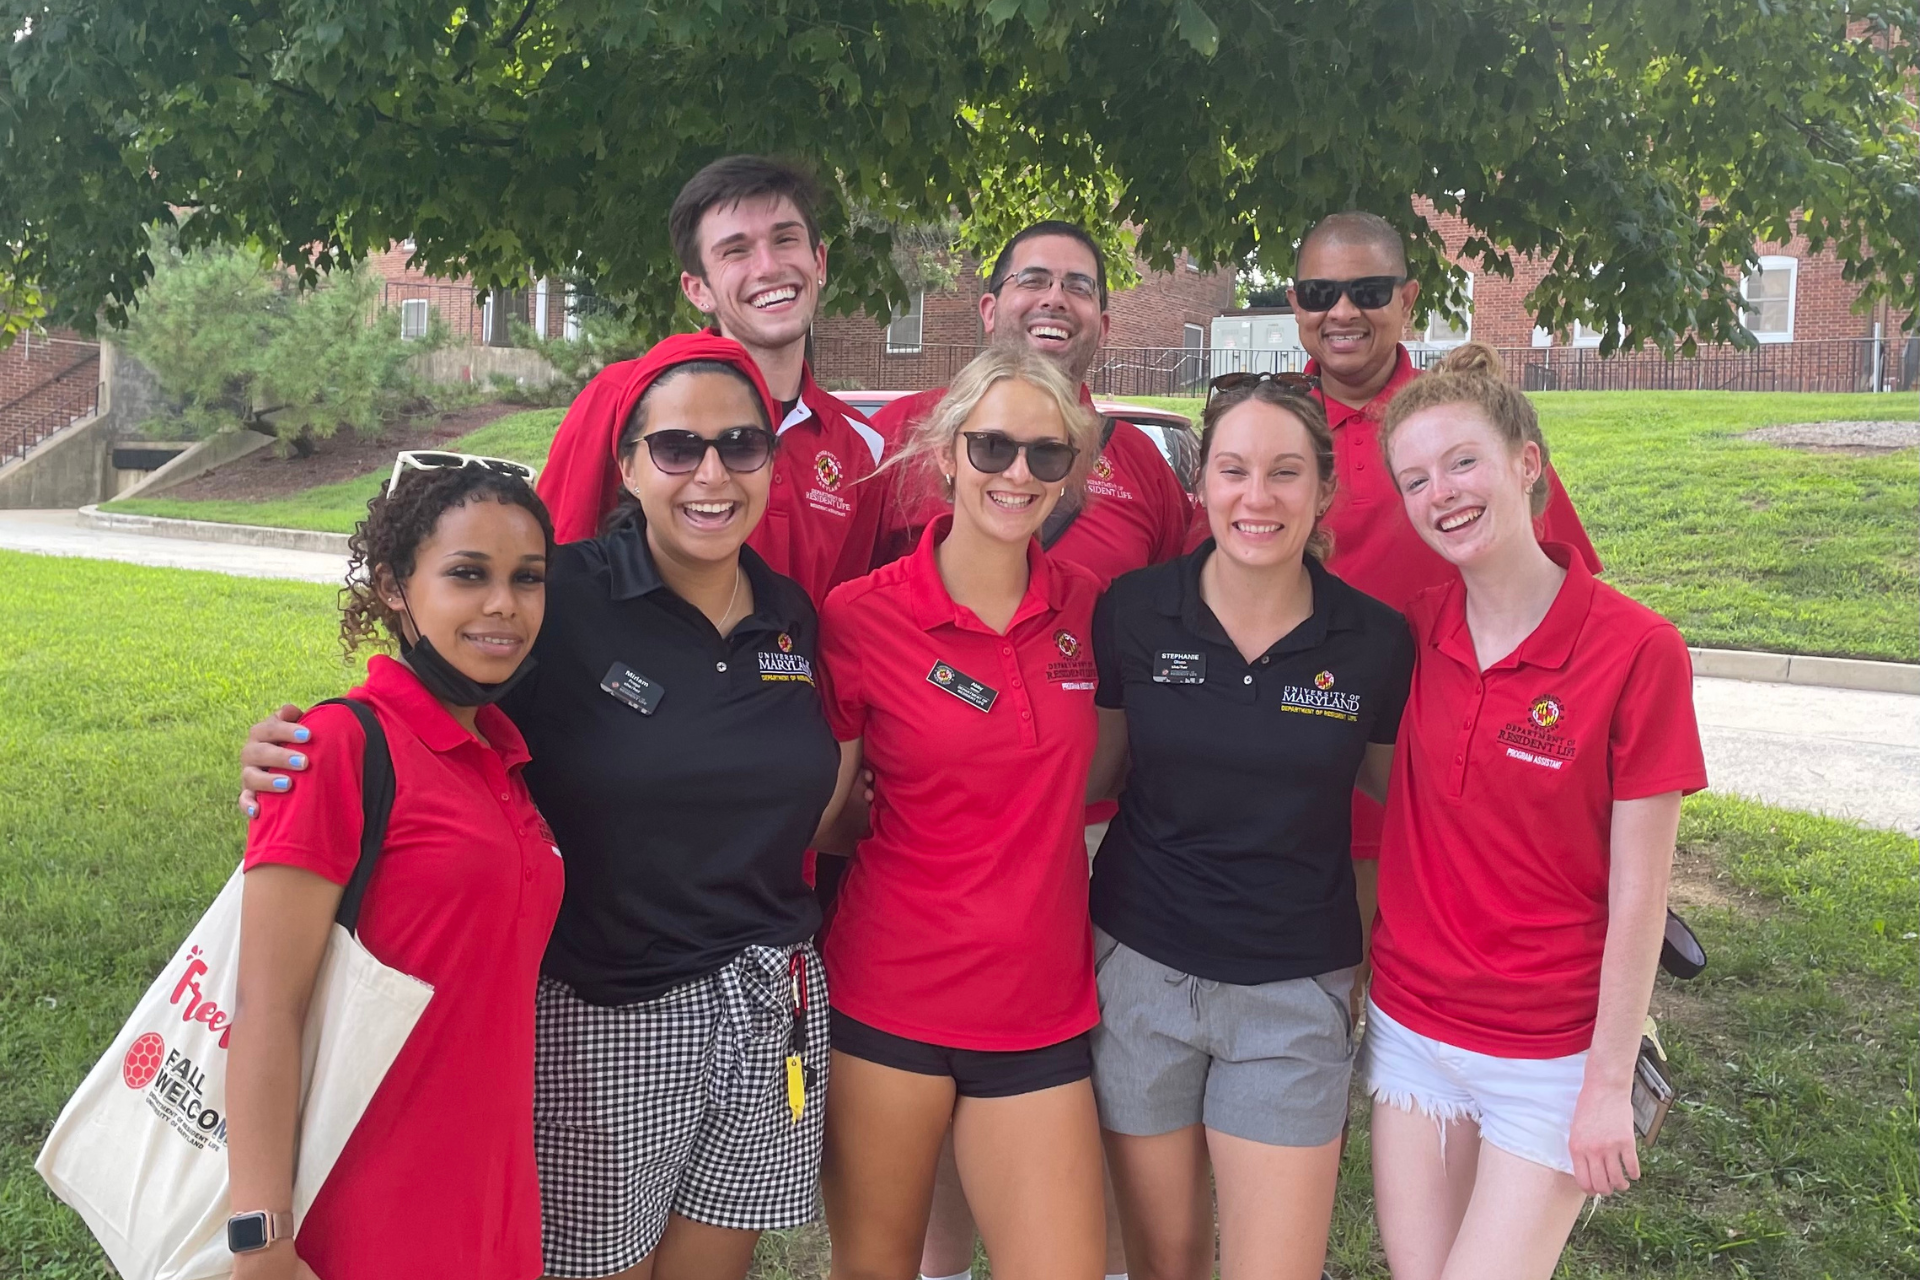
[0,328,101,462]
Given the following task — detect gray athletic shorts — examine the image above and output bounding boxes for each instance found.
[1090,928,1355,1147]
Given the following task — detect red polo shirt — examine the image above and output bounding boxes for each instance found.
[818,515,1103,1050]
[751,366,886,606]
[867,386,1190,589]
[244,656,564,1280]
[1369,546,1706,1058]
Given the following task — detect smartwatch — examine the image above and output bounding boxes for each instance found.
[227,1209,294,1253]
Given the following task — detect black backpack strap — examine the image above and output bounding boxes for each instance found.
[312,697,397,936]
[1040,416,1121,550]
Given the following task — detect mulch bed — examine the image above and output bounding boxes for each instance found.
[158,402,522,503]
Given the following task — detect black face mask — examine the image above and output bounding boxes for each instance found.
[398,632,535,707]
[395,585,535,707]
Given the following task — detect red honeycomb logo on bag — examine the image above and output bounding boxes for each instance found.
[123,1032,166,1089]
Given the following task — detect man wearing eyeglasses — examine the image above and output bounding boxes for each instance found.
[866,221,1192,588]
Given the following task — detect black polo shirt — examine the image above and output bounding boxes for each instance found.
[502,515,839,1005]
[1089,545,1414,985]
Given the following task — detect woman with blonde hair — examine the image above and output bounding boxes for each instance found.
[1367,343,1705,1279]
[813,344,1109,1280]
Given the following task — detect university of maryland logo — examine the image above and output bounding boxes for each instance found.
[813,450,844,491]
[1529,695,1564,730]
[777,632,794,653]
[1055,630,1081,659]
[934,665,955,684]
[1314,670,1335,690]
[1093,454,1115,482]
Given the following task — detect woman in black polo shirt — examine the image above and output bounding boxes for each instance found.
[241,333,843,1280]
[1085,376,1412,1280]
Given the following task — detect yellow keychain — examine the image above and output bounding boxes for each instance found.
[784,953,808,1124]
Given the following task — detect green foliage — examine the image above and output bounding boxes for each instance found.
[0,246,46,349]
[1,2,1911,348]
[119,240,437,452]
[508,309,656,404]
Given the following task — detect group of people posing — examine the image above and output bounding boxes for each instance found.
[224,155,1707,1280]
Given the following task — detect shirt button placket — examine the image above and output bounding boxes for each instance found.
[1451,676,1485,796]
[1002,641,1038,748]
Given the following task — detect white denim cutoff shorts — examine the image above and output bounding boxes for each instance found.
[1360,999,1584,1175]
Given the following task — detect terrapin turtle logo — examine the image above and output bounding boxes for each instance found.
[1055,630,1081,659]
[1529,696,1564,730]
[1093,454,1114,482]
[123,1032,165,1090]
[1313,670,1335,690]
[778,632,794,653]
[813,451,843,492]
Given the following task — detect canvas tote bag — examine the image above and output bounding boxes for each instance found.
[37,698,434,1280]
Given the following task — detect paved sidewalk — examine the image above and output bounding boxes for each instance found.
[5,508,1917,835]
[1693,676,1920,837]
[0,509,347,584]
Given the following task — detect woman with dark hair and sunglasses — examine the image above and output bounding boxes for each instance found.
[810,344,1110,1280]
[229,459,560,1280]
[241,333,845,1280]
[1086,377,1412,1280]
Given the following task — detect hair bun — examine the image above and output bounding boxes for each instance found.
[1433,341,1504,379]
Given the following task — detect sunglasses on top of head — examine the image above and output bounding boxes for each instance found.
[642,427,776,475]
[960,431,1080,483]
[1291,276,1408,312]
[1206,371,1321,401]
[387,450,537,495]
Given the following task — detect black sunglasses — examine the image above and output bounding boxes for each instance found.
[1292,276,1408,312]
[1207,371,1321,400]
[642,427,776,475]
[960,431,1079,483]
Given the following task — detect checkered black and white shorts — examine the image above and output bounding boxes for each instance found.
[533,943,830,1278]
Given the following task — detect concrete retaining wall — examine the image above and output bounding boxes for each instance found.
[113,428,276,500]
[0,411,112,508]
[411,345,560,389]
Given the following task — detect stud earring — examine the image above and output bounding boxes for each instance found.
[941,473,954,501]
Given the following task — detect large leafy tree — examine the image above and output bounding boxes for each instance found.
[2,0,1914,353]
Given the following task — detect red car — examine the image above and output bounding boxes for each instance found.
[835,390,1201,493]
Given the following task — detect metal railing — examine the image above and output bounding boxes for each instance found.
[1,378,103,464]
[814,336,1917,396]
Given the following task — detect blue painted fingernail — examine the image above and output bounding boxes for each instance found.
[272,777,290,791]
[293,726,310,742]
[288,753,307,769]
[246,804,258,818]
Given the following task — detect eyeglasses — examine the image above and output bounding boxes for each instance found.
[960,431,1080,483]
[1207,371,1321,400]
[387,450,537,495]
[1292,276,1408,312]
[997,266,1101,301]
[642,427,776,475]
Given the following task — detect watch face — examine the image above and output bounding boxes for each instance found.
[228,1213,269,1252]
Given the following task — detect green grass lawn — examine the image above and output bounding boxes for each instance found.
[1123,392,1918,663]
[4,551,1914,1279]
[103,407,567,536]
[105,393,1915,661]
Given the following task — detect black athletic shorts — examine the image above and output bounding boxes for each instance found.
[830,1010,1092,1098]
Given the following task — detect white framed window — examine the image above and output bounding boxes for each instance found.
[1571,319,1604,348]
[886,291,924,354]
[563,284,581,340]
[399,298,430,341]
[1741,256,1797,342]
[1530,326,1553,349]
[533,277,550,339]
[1422,275,1473,346]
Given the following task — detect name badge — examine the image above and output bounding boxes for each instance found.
[1153,651,1206,684]
[600,662,665,715]
[926,661,998,713]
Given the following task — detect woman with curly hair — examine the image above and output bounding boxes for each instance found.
[240,333,847,1280]
[228,457,560,1280]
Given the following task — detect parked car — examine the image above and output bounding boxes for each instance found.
[836,389,1200,493]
